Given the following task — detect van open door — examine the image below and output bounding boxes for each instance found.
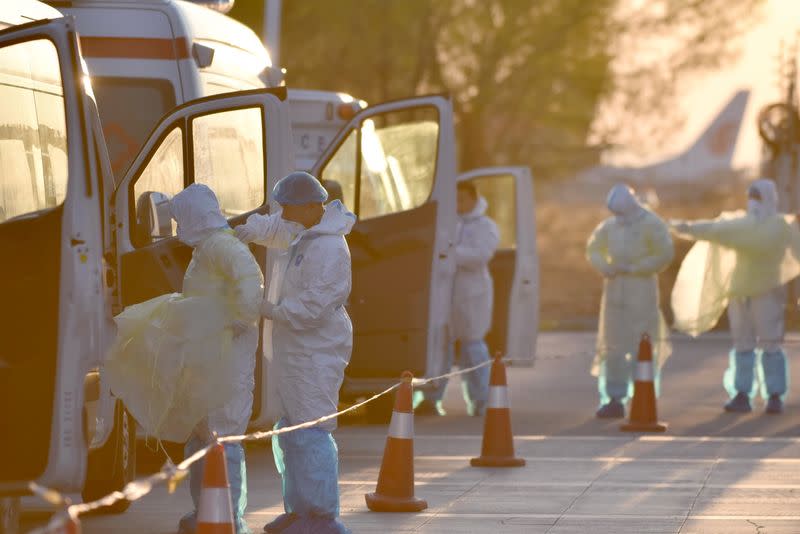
[312,96,458,403]
[458,167,539,365]
[110,89,293,432]
[0,17,106,497]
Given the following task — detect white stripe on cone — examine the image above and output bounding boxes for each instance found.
[488,386,509,409]
[197,487,234,524]
[388,411,414,439]
[635,361,654,382]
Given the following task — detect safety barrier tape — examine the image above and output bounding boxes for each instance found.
[26,357,497,533]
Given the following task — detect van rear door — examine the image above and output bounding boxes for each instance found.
[458,167,539,365]
[0,17,105,492]
[313,96,458,394]
[111,89,292,427]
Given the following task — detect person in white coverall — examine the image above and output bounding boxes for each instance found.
[235,171,355,534]
[170,184,264,534]
[586,184,674,419]
[416,180,499,417]
[671,179,797,414]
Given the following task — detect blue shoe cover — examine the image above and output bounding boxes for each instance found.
[724,392,752,413]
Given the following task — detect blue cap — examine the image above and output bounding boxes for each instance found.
[272,171,329,205]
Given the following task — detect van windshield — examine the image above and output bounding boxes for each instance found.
[91,77,176,181]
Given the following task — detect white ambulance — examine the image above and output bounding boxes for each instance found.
[0,0,292,527]
[45,0,365,177]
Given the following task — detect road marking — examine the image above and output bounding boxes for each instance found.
[344,454,800,463]
[250,510,800,522]
[335,480,800,490]
[338,434,800,443]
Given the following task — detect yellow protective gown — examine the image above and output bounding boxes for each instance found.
[587,209,674,378]
[671,210,800,337]
[105,225,263,442]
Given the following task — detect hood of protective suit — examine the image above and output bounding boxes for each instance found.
[304,199,356,238]
[461,196,488,220]
[747,178,779,220]
[170,184,229,247]
[607,184,644,224]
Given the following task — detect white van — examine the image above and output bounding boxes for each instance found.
[46,0,364,177]
[0,1,294,529]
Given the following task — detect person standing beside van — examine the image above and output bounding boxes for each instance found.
[235,172,355,534]
[416,180,499,417]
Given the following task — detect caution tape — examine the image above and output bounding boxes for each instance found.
[25,358,498,533]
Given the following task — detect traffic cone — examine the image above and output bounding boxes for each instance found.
[365,371,428,512]
[620,334,668,433]
[470,355,525,467]
[196,443,235,534]
[59,512,80,534]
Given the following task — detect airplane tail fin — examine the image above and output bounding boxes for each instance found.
[683,89,750,167]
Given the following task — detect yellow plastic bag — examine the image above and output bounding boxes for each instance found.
[105,293,234,442]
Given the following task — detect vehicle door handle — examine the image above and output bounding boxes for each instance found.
[71,238,86,247]
[439,253,448,259]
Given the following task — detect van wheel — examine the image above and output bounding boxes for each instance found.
[0,497,20,534]
[82,401,136,514]
[364,394,395,425]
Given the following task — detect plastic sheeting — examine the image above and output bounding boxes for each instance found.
[105,293,235,442]
[587,209,674,381]
[671,211,800,337]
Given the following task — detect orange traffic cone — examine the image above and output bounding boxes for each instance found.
[365,371,428,512]
[196,443,235,534]
[621,334,667,433]
[471,355,525,467]
[60,512,80,534]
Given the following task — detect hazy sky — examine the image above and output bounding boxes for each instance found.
[608,0,800,170]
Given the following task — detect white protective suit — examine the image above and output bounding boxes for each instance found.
[237,200,356,431]
[671,179,800,400]
[586,185,674,402]
[105,184,263,442]
[451,196,501,342]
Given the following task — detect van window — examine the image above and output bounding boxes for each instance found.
[91,77,175,180]
[318,129,357,210]
[318,107,439,220]
[192,107,265,217]
[470,174,517,249]
[133,126,183,239]
[0,38,67,223]
[358,108,439,220]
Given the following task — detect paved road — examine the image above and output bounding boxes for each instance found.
[21,333,800,533]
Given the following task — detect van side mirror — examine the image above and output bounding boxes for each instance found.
[259,66,286,88]
[135,191,172,245]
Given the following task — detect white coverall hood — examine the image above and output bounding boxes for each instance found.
[461,196,489,220]
[302,199,356,238]
[747,179,779,220]
[606,184,644,224]
[170,184,229,247]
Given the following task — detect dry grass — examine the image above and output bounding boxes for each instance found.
[536,178,745,330]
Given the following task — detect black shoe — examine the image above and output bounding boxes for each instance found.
[724,392,752,413]
[595,399,625,419]
[765,394,784,415]
[414,399,445,416]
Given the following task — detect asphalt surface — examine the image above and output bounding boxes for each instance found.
[20,332,800,533]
